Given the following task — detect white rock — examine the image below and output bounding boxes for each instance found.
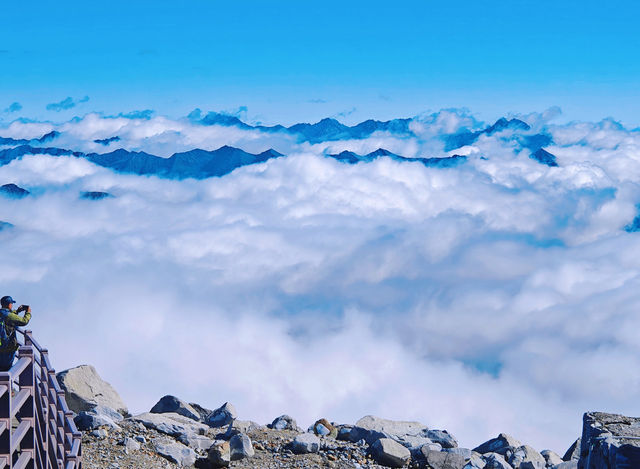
[370,438,411,468]
[291,433,320,454]
[130,412,208,437]
[230,433,254,460]
[153,438,197,467]
[57,365,127,415]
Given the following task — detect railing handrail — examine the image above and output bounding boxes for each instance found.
[0,329,82,469]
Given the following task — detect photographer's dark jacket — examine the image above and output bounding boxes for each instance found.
[0,308,31,353]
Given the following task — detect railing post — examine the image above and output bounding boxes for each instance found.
[18,345,36,469]
[40,350,50,469]
[0,370,11,468]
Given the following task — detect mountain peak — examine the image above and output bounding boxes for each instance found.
[0,183,30,199]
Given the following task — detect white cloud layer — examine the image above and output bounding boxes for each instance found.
[1,110,640,455]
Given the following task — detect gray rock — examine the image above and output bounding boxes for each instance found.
[189,402,213,422]
[224,419,263,438]
[89,429,108,439]
[337,425,354,441]
[230,433,254,460]
[269,414,298,431]
[206,402,237,428]
[312,418,336,437]
[291,433,320,454]
[120,437,141,454]
[420,447,466,469]
[444,447,473,459]
[474,433,522,455]
[150,395,201,421]
[130,412,208,437]
[134,435,146,444]
[520,462,545,469]
[578,412,640,469]
[508,445,545,468]
[178,433,215,451]
[483,452,513,469]
[75,411,121,431]
[541,450,563,466]
[153,438,197,467]
[350,415,428,445]
[562,438,581,461]
[371,438,411,468]
[399,435,438,451]
[56,365,128,415]
[426,429,458,449]
[463,453,486,469]
[208,440,231,467]
[552,462,578,469]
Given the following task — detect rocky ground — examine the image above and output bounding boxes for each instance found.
[81,420,394,469]
[58,364,635,469]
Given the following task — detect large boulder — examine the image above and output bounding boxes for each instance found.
[291,433,320,454]
[56,365,128,415]
[312,418,337,437]
[153,438,197,467]
[349,415,429,445]
[370,438,411,468]
[208,440,231,467]
[75,405,123,431]
[151,395,200,421]
[541,449,564,466]
[224,419,263,439]
[426,429,458,449]
[578,412,640,469]
[229,433,254,460]
[474,433,522,456]
[562,438,581,461]
[269,414,298,431]
[130,412,208,437]
[178,433,215,451]
[508,445,546,468]
[419,448,466,469]
[206,402,237,428]
[483,452,513,469]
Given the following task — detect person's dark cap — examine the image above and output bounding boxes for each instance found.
[0,296,16,308]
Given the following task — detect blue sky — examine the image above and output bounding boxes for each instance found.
[2,0,640,125]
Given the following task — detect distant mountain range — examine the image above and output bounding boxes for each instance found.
[0,130,60,147]
[0,116,559,180]
[327,148,467,168]
[0,145,286,179]
[193,112,413,144]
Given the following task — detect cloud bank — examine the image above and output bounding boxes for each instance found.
[1,109,640,455]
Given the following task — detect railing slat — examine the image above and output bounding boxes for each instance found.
[13,451,33,469]
[10,389,31,417]
[9,357,30,379]
[10,420,32,453]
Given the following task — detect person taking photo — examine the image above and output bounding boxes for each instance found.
[0,295,32,371]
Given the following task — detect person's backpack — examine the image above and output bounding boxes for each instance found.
[0,308,15,350]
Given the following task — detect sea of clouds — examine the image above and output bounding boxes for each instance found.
[1,109,640,454]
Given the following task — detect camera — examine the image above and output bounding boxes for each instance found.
[17,305,29,312]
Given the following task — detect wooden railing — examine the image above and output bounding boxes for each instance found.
[0,330,81,469]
